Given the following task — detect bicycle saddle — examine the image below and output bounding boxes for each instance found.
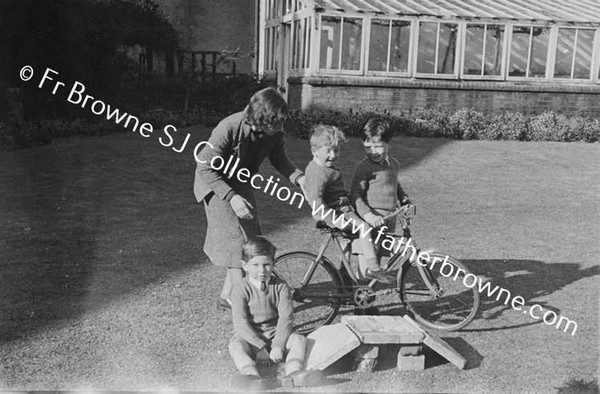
[315,221,358,239]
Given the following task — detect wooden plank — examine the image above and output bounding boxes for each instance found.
[403,315,467,369]
[342,315,425,344]
[304,323,361,371]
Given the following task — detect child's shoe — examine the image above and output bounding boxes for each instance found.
[281,369,324,389]
[228,373,268,391]
[364,268,395,284]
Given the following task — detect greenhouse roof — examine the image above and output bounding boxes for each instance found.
[308,0,600,25]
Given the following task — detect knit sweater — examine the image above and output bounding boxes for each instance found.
[305,159,350,226]
[230,276,293,350]
[350,157,409,217]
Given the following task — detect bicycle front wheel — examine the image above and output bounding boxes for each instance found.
[400,253,480,331]
[274,252,342,335]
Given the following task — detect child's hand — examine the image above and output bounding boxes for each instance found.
[270,346,284,363]
[364,212,385,228]
[257,347,271,368]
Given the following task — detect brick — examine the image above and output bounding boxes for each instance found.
[397,354,425,371]
[352,345,379,372]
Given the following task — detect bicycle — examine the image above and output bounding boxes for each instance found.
[273,204,480,335]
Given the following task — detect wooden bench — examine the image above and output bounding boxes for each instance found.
[305,315,466,372]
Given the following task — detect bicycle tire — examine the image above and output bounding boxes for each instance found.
[274,251,342,335]
[400,253,480,331]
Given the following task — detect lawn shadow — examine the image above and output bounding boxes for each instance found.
[0,127,453,344]
[0,139,205,343]
[0,148,99,343]
[462,259,600,332]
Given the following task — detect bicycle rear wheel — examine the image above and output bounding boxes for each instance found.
[400,253,480,331]
[274,252,342,335]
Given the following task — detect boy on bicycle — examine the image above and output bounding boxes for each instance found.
[350,118,412,275]
[228,236,322,390]
[304,125,394,284]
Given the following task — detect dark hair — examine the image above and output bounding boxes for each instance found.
[362,118,393,143]
[241,236,277,262]
[244,87,288,128]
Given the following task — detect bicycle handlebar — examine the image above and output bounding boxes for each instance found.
[382,204,417,221]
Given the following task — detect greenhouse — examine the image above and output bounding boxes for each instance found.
[258,0,600,115]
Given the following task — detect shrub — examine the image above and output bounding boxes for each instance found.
[565,117,600,143]
[448,108,488,140]
[405,108,452,138]
[528,111,571,142]
[286,107,410,139]
[0,121,52,148]
[286,107,597,143]
[483,112,530,141]
[0,118,111,149]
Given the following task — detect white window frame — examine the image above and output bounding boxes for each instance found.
[289,16,313,75]
[413,19,461,79]
[594,28,600,83]
[506,23,552,81]
[550,26,597,82]
[460,22,508,81]
[364,17,414,77]
[316,13,366,76]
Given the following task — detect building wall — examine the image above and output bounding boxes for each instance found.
[156,0,256,74]
[288,76,600,116]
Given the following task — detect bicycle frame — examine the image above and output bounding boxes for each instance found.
[275,203,480,331]
[294,221,442,304]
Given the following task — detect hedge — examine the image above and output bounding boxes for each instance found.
[2,106,598,150]
[286,107,599,143]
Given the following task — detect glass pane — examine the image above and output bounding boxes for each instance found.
[320,16,341,69]
[274,0,281,18]
[574,29,594,79]
[368,19,390,71]
[273,27,280,70]
[529,27,549,77]
[291,21,297,68]
[509,26,530,77]
[304,18,312,68]
[554,28,575,78]
[292,19,304,69]
[464,24,485,75]
[265,28,271,70]
[417,22,437,73]
[390,20,411,72]
[484,25,504,75]
[341,18,362,70]
[438,23,457,74]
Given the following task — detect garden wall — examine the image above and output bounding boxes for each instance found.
[287,76,600,117]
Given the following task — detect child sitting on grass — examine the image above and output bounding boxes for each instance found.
[228,236,322,391]
[304,125,394,284]
[351,118,412,275]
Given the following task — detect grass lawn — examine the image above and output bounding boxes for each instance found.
[0,125,598,392]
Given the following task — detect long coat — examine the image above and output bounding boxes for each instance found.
[194,111,303,267]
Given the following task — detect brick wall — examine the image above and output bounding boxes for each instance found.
[156,0,256,74]
[288,76,600,117]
